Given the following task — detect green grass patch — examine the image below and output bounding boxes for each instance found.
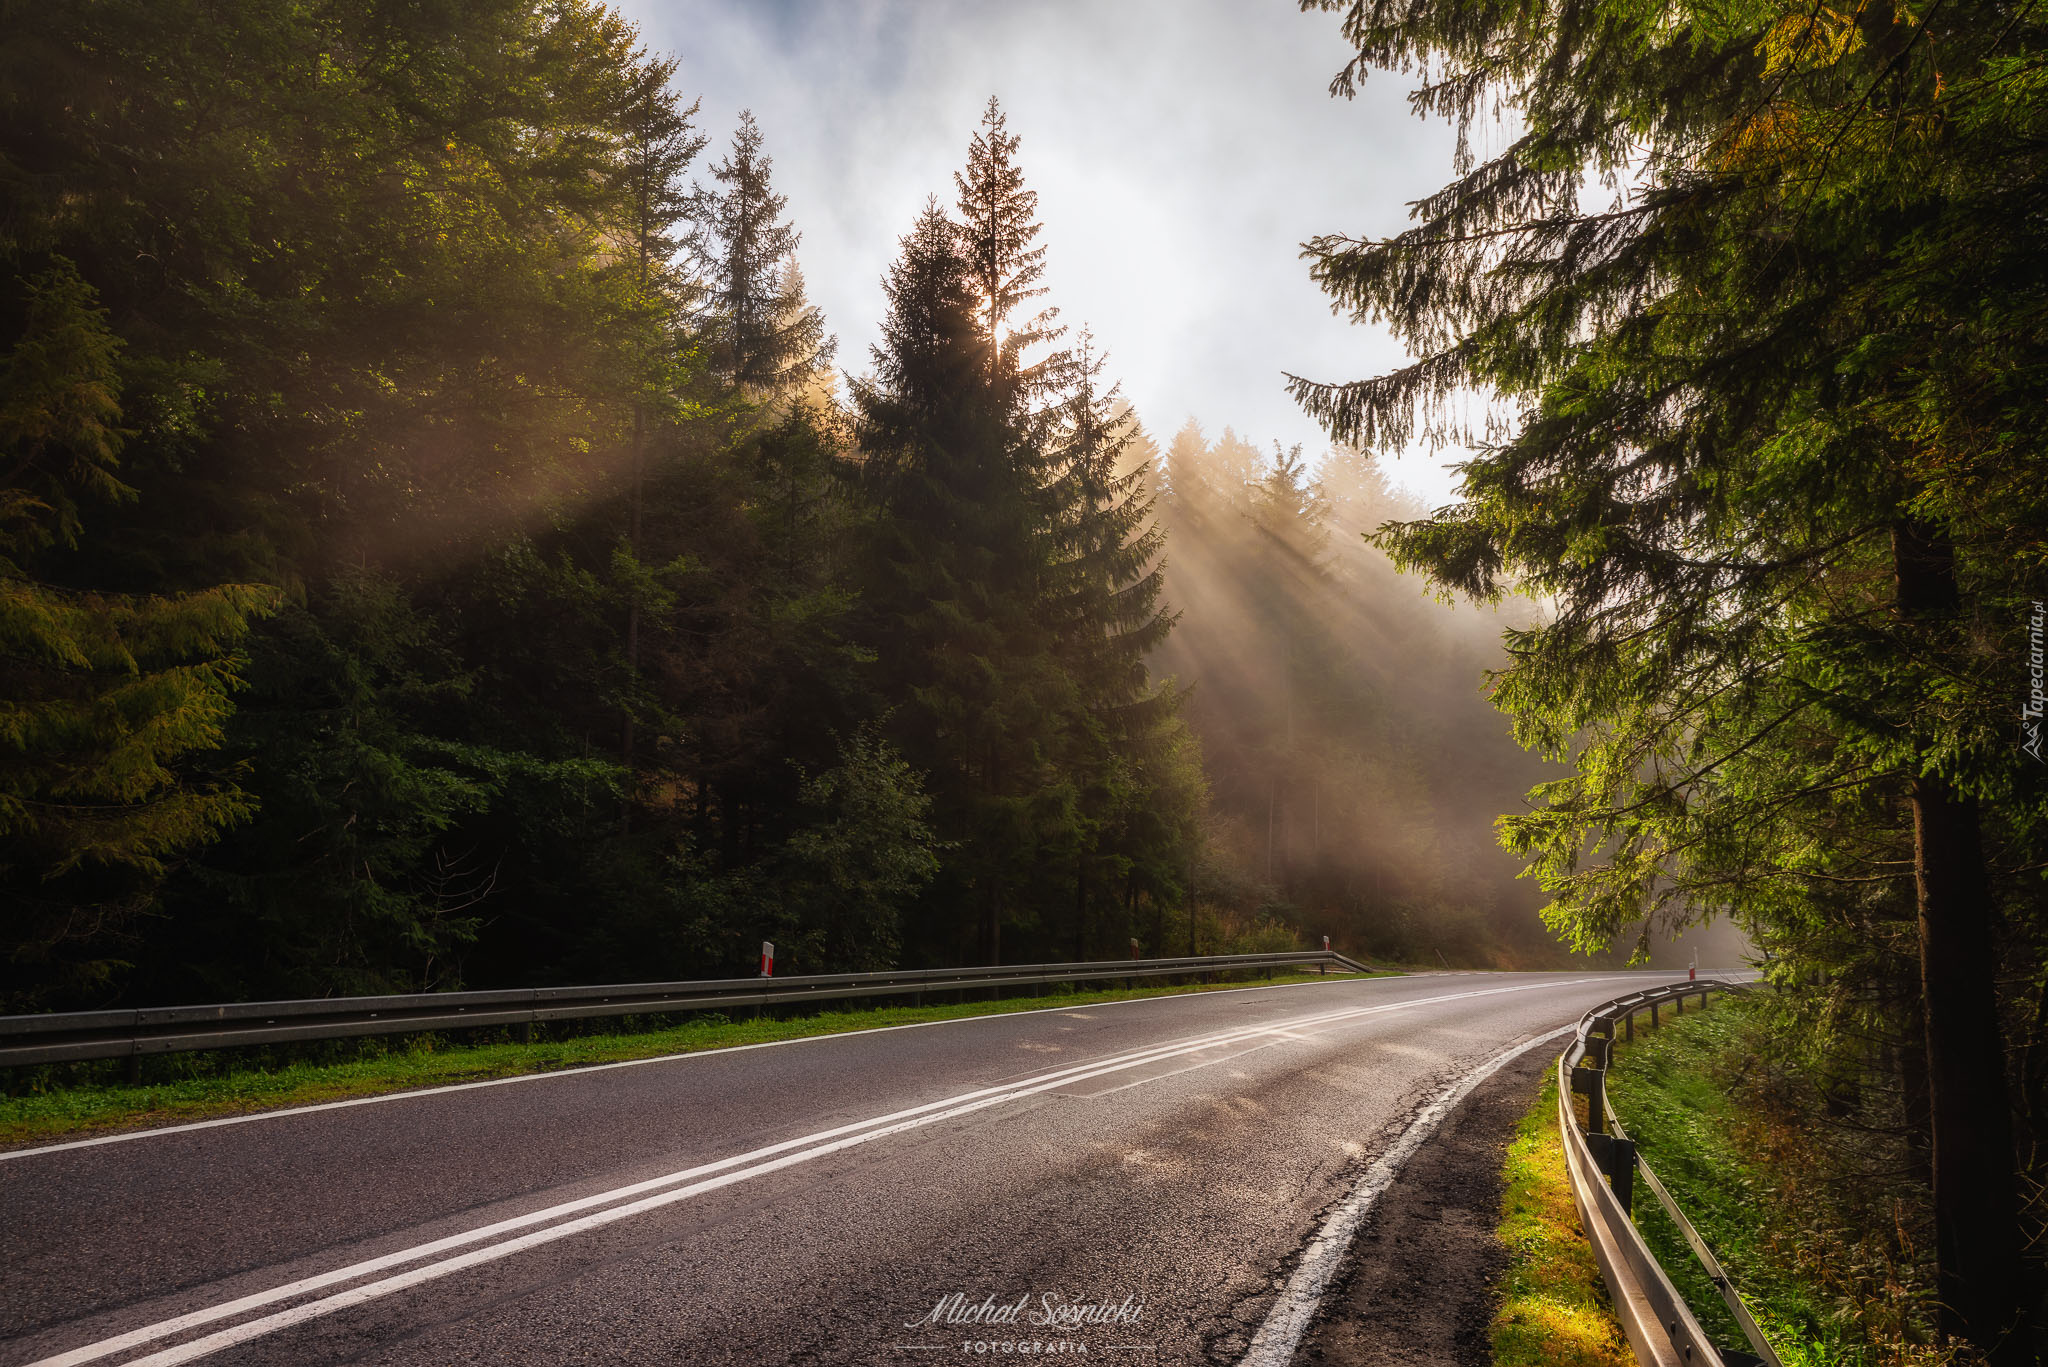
[0,969,1392,1149]
[1491,1070,1635,1367]
[1490,1065,1630,1367]
[1606,996,1944,1367]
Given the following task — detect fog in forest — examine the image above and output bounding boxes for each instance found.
[1135,420,1747,970]
[3,10,1750,1015]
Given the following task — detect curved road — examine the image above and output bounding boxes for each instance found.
[0,970,1670,1366]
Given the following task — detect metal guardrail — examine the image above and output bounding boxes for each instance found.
[1558,978,1781,1367]
[0,949,1376,1073]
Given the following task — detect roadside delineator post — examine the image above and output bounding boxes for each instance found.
[759,941,774,978]
[1321,935,1330,975]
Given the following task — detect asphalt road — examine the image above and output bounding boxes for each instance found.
[0,970,1674,1367]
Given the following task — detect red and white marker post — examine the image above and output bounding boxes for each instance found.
[759,940,774,978]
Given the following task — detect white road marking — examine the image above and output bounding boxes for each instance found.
[21,979,1617,1367]
[1235,1023,1580,1367]
[1,974,1431,1164]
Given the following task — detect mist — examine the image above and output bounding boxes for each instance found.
[1135,419,1747,970]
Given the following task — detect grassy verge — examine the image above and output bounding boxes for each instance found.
[1491,1070,1635,1367]
[1606,996,1953,1367]
[0,968,1391,1149]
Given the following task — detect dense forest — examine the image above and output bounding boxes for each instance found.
[0,1,1566,1016]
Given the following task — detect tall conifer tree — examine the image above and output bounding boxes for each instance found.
[1296,0,2048,1348]
[686,111,832,393]
[855,198,1057,964]
[953,98,1064,395]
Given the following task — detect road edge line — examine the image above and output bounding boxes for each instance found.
[1235,1022,1579,1367]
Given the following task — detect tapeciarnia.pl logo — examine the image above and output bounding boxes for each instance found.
[2026,600,2046,763]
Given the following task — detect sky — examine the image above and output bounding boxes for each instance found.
[615,0,1479,509]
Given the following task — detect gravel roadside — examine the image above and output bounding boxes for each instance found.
[1292,1043,1558,1366]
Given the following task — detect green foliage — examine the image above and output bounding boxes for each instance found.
[687,111,833,392]
[0,8,1395,1020]
[1296,0,2048,957]
[1297,0,2047,1336]
[773,731,943,971]
[1608,998,1955,1365]
[1492,1072,1634,1367]
[0,260,130,566]
[0,256,275,1007]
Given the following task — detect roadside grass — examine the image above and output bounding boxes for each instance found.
[0,968,1392,1148]
[1491,1070,1635,1367]
[1606,997,1955,1367]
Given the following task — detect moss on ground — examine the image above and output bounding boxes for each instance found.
[1491,1070,1635,1367]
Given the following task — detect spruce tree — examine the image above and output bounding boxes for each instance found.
[855,199,1056,964]
[0,260,273,1007]
[1296,0,2048,1347]
[953,98,1064,394]
[686,111,833,393]
[1045,333,1176,957]
[611,49,704,784]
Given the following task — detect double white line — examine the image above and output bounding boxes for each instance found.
[26,978,1595,1367]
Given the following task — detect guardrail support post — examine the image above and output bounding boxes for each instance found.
[1624,1010,1634,1042]
[125,1052,141,1086]
[1649,1001,1659,1029]
[1611,1136,1635,1213]
[1585,1130,1636,1213]
[1571,1065,1607,1135]
[515,1022,533,1045]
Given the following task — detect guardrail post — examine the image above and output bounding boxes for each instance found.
[1649,1000,1659,1029]
[1624,1009,1635,1042]
[1675,992,1684,1016]
[515,1022,533,1045]
[1572,1064,1608,1135]
[1585,1130,1636,1213]
[125,1052,141,1086]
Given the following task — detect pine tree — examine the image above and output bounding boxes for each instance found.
[1296,0,2048,1347]
[611,48,705,787]
[686,111,833,393]
[953,98,1064,394]
[0,259,273,1007]
[855,198,1056,964]
[1049,336,1172,704]
[1044,333,1176,957]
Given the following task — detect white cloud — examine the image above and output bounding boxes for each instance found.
[622,0,1479,508]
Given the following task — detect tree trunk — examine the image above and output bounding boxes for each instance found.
[986,886,1002,967]
[1896,518,2024,1358]
[620,406,645,836]
[1074,856,1088,964]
